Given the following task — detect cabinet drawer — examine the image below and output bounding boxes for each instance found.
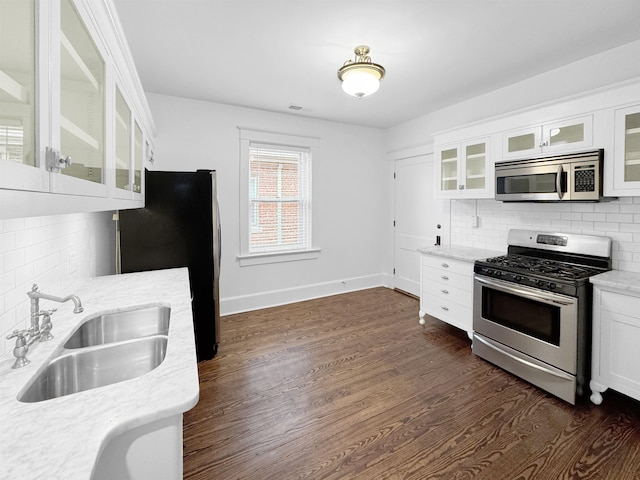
[422,255,471,276]
[423,265,472,292]
[422,292,472,332]
[422,278,472,308]
[600,290,640,319]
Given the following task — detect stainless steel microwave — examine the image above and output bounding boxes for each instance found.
[495,149,604,202]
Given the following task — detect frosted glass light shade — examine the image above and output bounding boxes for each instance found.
[340,68,382,98]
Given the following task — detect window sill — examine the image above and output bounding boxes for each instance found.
[237,248,321,266]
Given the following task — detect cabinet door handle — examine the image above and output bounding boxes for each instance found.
[441,289,449,294]
[441,275,449,280]
[440,305,449,311]
[441,263,449,268]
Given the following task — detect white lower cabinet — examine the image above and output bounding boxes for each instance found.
[93,415,184,480]
[419,254,474,339]
[590,284,640,405]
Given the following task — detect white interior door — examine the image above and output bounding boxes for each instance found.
[394,154,446,296]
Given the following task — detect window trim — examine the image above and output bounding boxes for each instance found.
[238,128,320,266]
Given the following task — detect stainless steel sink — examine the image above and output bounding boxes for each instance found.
[64,306,170,349]
[18,336,168,403]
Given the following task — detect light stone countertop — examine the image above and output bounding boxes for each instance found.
[417,245,504,262]
[0,268,199,480]
[590,270,640,294]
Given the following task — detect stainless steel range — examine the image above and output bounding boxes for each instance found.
[472,229,611,404]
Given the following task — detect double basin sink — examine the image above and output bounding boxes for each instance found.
[18,305,170,403]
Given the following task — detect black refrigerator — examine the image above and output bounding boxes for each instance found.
[117,169,221,361]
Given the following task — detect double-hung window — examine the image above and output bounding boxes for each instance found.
[239,129,320,266]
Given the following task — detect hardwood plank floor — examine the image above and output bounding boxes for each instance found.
[183,288,640,480]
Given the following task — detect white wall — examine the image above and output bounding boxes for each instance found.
[385,39,640,272]
[0,212,115,357]
[146,93,389,314]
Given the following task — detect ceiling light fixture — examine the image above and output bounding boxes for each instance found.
[337,45,385,99]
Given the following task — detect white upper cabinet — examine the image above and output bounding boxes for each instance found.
[436,137,492,198]
[502,115,594,160]
[0,0,154,219]
[605,103,640,196]
[0,0,46,192]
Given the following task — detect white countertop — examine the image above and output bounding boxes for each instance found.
[590,270,640,294]
[0,268,199,479]
[418,245,504,262]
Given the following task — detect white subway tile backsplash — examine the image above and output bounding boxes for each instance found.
[451,197,640,272]
[606,213,633,223]
[0,212,111,358]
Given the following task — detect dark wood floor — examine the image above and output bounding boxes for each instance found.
[183,288,640,480]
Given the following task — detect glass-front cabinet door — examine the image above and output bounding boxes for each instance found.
[0,0,47,191]
[53,0,106,195]
[438,145,458,194]
[133,121,143,194]
[541,115,592,153]
[115,86,131,191]
[612,104,640,192]
[502,126,541,160]
[463,140,488,192]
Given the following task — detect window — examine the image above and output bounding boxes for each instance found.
[239,129,320,266]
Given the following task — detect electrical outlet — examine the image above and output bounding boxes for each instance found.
[471,215,479,228]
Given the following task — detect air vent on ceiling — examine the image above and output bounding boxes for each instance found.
[288,104,303,111]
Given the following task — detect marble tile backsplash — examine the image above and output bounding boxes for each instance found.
[451,197,640,272]
[0,213,108,357]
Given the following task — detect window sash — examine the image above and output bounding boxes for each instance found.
[248,144,311,254]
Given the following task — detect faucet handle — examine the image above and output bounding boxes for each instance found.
[39,309,56,342]
[6,329,30,342]
[31,284,39,293]
[6,329,31,368]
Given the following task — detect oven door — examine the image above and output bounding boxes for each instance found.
[473,275,578,374]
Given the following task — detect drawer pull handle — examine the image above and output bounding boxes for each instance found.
[441,289,449,294]
[441,275,449,280]
[440,305,449,311]
[441,263,449,268]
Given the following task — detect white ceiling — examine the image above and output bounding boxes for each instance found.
[112,0,640,129]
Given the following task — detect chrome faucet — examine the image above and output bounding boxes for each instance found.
[26,284,83,338]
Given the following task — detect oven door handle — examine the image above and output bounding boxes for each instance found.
[474,275,576,307]
[474,335,574,381]
[556,165,565,199]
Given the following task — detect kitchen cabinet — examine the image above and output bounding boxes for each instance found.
[0,0,153,219]
[419,253,475,339]
[502,115,593,160]
[590,277,640,405]
[435,137,492,198]
[604,103,640,196]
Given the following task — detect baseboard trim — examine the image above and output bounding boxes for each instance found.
[220,273,391,315]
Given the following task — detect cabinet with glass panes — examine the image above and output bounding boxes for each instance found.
[502,115,593,160]
[0,0,153,219]
[605,104,640,196]
[435,138,492,198]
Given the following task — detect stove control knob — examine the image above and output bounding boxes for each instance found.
[548,282,556,290]
[495,270,502,277]
[514,275,523,282]
[536,280,544,287]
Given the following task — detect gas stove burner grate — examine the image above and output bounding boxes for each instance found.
[484,254,604,281]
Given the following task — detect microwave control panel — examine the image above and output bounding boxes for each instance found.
[573,164,597,193]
